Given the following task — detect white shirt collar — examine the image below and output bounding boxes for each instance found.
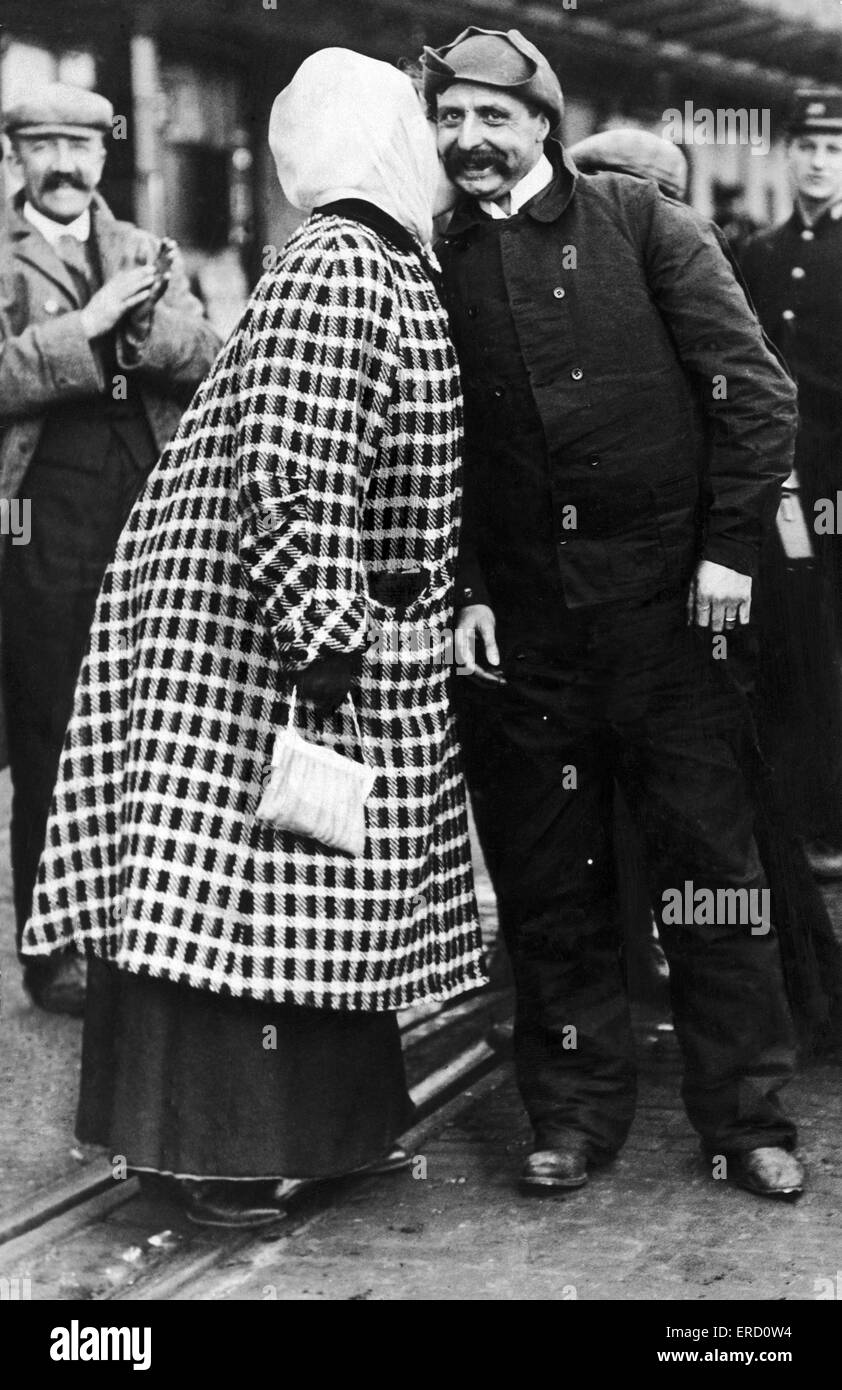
[23,201,91,246]
[480,153,554,220]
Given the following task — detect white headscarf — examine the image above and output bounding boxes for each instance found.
[268,48,439,250]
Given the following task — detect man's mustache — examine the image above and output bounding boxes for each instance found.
[41,173,89,193]
[444,148,509,178]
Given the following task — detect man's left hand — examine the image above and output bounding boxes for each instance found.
[687,559,752,632]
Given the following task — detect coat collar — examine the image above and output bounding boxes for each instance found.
[7,190,117,303]
[442,141,578,238]
[788,199,842,236]
[313,198,422,257]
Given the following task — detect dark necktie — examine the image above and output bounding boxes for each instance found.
[55,234,94,303]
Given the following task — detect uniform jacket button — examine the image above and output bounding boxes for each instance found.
[782,309,796,321]
[588,454,600,467]
[467,305,478,318]
[791,266,806,279]
[553,286,566,299]
[492,386,505,398]
[571,367,584,381]
[801,229,815,241]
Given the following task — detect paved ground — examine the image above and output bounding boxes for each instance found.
[177,1045,842,1302]
[1,763,841,1300]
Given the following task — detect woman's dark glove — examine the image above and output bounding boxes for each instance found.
[296,651,362,712]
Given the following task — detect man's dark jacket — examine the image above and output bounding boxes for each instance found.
[437,148,798,615]
[740,205,842,493]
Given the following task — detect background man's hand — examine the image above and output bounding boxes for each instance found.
[122,239,176,341]
[687,559,752,632]
[80,266,158,339]
[455,603,501,678]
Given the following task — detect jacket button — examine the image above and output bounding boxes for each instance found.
[492,386,505,398]
[558,539,568,548]
[588,455,600,467]
[414,892,427,909]
[791,266,806,279]
[553,286,566,300]
[467,305,478,318]
[463,586,473,600]
[801,229,815,241]
[782,309,795,321]
[571,367,584,381]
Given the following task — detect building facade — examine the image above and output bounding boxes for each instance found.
[2,0,841,329]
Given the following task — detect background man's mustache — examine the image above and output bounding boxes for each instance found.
[41,174,89,192]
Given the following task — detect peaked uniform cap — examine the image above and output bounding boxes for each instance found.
[787,89,842,135]
[422,26,563,135]
[569,129,688,200]
[3,82,114,136]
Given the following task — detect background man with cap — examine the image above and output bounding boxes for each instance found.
[425,27,805,1200]
[0,82,221,1014]
[741,90,842,880]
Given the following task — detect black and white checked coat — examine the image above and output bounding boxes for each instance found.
[23,210,486,1011]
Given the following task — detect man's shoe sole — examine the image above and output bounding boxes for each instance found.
[185,1204,286,1228]
[730,1174,803,1202]
[519,1173,589,1193]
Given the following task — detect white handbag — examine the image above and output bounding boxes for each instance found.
[256,686,376,856]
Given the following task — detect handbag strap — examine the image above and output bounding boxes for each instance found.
[287,685,368,764]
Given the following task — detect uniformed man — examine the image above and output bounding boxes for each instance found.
[0,83,221,1013]
[741,90,842,878]
[424,28,805,1200]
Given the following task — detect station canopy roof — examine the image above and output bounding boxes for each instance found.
[588,0,842,88]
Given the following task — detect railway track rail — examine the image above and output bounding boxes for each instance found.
[0,990,510,1300]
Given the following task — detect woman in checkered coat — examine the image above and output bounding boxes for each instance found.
[23,51,485,1226]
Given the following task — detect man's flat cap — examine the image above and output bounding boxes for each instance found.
[423,27,563,136]
[3,82,114,137]
[569,129,688,200]
[787,89,842,135]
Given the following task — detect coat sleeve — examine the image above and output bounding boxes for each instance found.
[117,239,222,392]
[639,187,798,578]
[235,234,401,671]
[0,260,103,420]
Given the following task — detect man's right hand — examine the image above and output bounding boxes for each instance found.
[80,266,159,340]
[454,603,502,678]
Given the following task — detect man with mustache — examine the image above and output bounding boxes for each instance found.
[424,29,805,1199]
[0,83,220,1013]
[740,93,842,878]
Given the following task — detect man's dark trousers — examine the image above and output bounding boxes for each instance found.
[490,592,797,1161]
[2,430,152,969]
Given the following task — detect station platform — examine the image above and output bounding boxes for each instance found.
[2,765,842,1304]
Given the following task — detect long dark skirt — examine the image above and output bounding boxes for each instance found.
[77,960,415,1180]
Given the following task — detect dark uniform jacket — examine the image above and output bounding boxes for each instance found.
[438,146,798,623]
[741,204,842,499]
